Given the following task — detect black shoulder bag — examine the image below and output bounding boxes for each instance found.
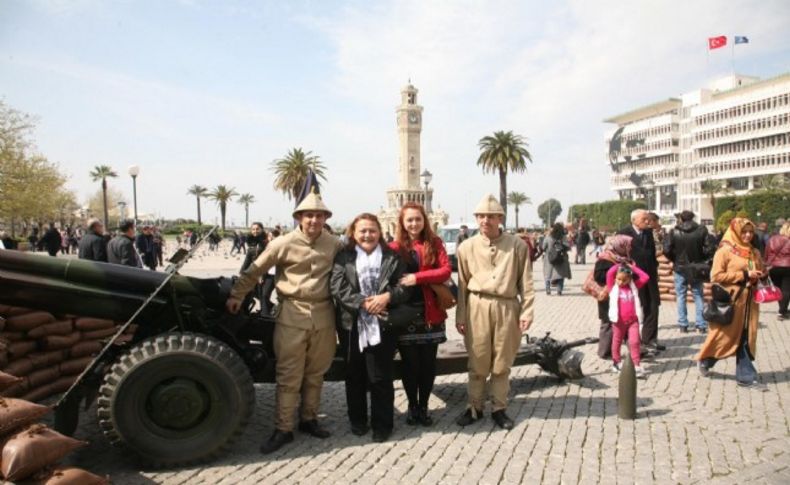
[702,282,747,326]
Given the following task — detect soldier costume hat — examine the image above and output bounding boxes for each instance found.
[473,194,505,216]
[292,190,333,219]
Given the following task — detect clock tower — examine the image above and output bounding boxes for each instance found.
[379,83,448,235]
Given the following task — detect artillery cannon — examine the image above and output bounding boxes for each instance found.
[0,247,595,467]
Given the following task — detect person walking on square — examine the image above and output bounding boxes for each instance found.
[606,263,649,378]
[455,194,535,430]
[39,223,62,257]
[663,210,711,333]
[697,218,766,387]
[331,213,410,442]
[765,222,790,320]
[574,220,590,264]
[77,218,108,262]
[389,202,452,427]
[618,209,663,353]
[108,219,143,268]
[226,191,342,454]
[542,223,571,295]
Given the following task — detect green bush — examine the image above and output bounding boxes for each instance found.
[163,223,213,235]
[567,200,647,232]
[714,190,790,227]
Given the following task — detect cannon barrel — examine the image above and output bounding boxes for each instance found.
[0,250,231,325]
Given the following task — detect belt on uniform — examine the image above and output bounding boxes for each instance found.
[469,291,517,301]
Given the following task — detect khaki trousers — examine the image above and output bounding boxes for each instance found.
[273,323,337,431]
[464,293,522,411]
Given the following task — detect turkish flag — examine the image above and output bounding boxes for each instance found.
[708,36,727,50]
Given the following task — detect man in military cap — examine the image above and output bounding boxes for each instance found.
[226,191,342,454]
[455,194,535,430]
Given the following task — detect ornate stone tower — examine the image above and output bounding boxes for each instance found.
[379,83,448,236]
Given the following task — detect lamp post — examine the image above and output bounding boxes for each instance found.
[128,165,140,223]
[643,179,655,211]
[420,169,433,213]
[117,201,127,227]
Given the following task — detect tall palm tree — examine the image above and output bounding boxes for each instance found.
[477,131,532,226]
[237,193,256,228]
[507,191,531,231]
[208,185,238,232]
[700,180,733,218]
[187,185,209,226]
[89,165,118,227]
[271,148,328,200]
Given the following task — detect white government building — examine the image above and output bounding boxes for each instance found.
[378,83,448,235]
[605,72,790,224]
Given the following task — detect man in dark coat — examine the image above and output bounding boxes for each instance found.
[108,219,142,268]
[77,218,108,262]
[38,224,62,257]
[574,222,591,264]
[617,209,664,352]
[135,225,157,271]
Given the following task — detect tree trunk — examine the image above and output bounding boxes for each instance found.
[245,205,249,228]
[515,206,519,231]
[220,203,226,232]
[196,196,202,226]
[499,168,508,227]
[101,178,109,228]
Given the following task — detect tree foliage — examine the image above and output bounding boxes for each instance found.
[271,148,327,201]
[714,189,790,230]
[209,185,238,232]
[537,198,563,227]
[187,184,208,226]
[566,199,646,231]
[237,193,256,228]
[506,191,530,230]
[477,131,532,226]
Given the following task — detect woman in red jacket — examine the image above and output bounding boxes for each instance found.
[389,202,452,426]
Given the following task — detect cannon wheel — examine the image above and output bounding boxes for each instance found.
[96,332,255,467]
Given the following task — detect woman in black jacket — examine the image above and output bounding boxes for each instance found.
[240,222,272,314]
[593,234,634,359]
[330,213,410,443]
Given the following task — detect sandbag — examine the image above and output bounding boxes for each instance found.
[25,465,108,485]
[20,375,77,403]
[657,269,672,277]
[124,323,139,334]
[67,341,102,358]
[38,332,81,351]
[5,312,55,333]
[1,331,25,342]
[27,366,60,388]
[0,372,23,392]
[27,321,75,339]
[3,358,34,377]
[659,294,676,302]
[0,317,5,333]
[0,306,32,317]
[0,379,30,398]
[28,350,67,370]
[0,424,86,481]
[58,357,93,376]
[8,341,38,360]
[0,353,7,370]
[81,327,117,341]
[73,318,114,331]
[0,398,50,436]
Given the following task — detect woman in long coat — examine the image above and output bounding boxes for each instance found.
[542,223,572,295]
[696,218,765,387]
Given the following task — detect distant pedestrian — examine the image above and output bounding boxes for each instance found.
[542,223,571,295]
[765,221,790,320]
[108,219,143,268]
[590,230,605,257]
[136,225,157,270]
[77,218,108,262]
[38,224,62,257]
[574,222,591,264]
[0,231,17,250]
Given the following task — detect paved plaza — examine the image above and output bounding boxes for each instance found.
[53,246,790,484]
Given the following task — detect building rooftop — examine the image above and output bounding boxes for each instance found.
[712,71,790,98]
[604,98,681,125]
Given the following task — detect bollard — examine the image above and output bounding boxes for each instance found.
[618,352,637,419]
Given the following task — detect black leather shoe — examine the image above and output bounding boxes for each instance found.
[350,422,369,436]
[456,408,483,426]
[678,326,689,333]
[418,407,433,427]
[298,419,331,439]
[406,406,419,426]
[259,430,294,454]
[645,341,666,352]
[372,429,391,443]
[491,410,514,430]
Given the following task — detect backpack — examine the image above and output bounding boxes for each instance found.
[547,239,566,265]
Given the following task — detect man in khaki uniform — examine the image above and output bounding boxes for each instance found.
[455,194,535,429]
[226,191,342,454]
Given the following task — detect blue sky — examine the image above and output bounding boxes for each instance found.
[2,0,789,227]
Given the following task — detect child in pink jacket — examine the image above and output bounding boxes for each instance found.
[606,263,650,378]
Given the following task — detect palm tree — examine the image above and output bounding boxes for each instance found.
[187,185,209,226]
[89,165,118,227]
[271,148,328,200]
[237,193,256,228]
[507,191,531,231]
[755,174,789,192]
[208,185,238,232]
[700,180,733,217]
[477,131,533,226]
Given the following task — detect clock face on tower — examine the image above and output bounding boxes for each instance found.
[409,112,419,124]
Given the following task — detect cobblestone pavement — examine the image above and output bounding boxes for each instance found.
[57,259,790,484]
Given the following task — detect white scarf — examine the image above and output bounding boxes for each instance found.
[355,245,383,351]
[608,280,643,325]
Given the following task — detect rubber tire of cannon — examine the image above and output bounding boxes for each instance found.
[96,332,255,467]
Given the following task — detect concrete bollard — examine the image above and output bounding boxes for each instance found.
[618,352,637,419]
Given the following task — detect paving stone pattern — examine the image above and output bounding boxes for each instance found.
[59,260,790,484]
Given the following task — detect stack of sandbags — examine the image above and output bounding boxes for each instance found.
[0,372,108,483]
[0,306,136,403]
[656,255,713,303]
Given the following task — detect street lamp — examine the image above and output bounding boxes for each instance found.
[420,169,433,212]
[128,165,140,223]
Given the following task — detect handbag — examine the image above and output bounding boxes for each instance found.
[582,270,608,301]
[379,301,424,328]
[703,283,746,325]
[753,276,782,304]
[430,280,458,311]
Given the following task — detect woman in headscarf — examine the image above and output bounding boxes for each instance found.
[541,223,572,295]
[593,234,634,359]
[696,218,766,387]
[765,221,790,320]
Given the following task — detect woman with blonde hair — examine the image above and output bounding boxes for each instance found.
[765,221,790,320]
[696,218,766,387]
[389,202,452,426]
